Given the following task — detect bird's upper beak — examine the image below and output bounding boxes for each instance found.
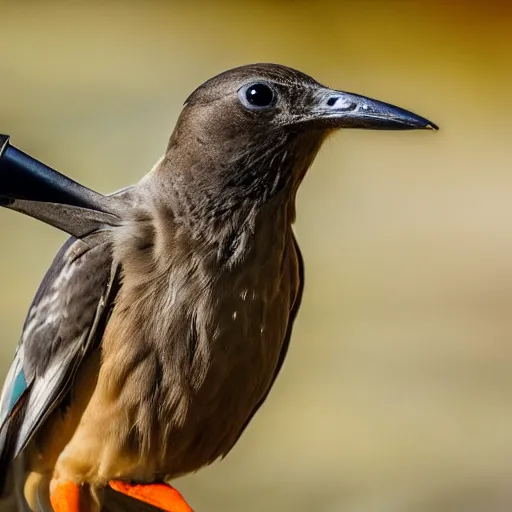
[310,88,438,131]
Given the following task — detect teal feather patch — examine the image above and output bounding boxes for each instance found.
[8,370,27,411]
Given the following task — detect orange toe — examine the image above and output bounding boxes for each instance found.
[109,480,193,512]
[49,480,81,512]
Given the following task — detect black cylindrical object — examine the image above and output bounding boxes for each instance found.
[0,135,98,208]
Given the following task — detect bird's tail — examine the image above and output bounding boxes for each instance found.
[0,135,123,238]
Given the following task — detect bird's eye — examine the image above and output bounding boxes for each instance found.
[239,82,276,110]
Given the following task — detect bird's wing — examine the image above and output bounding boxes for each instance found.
[2,198,121,239]
[0,184,166,510]
[0,154,125,458]
[0,184,136,471]
[0,233,119,483]
[231,232,305,446]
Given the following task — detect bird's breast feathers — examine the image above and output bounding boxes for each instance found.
[90,223,300,474]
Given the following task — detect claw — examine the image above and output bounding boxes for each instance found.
[109,480,193,512]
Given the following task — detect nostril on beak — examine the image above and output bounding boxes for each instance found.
[341,102,357,112]
[326,96,357,111]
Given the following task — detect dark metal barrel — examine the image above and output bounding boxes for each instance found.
[0,135,97,208]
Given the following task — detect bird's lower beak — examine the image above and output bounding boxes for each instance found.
[313,89,438,131]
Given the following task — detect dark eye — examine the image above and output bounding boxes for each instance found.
[239,82,276,110]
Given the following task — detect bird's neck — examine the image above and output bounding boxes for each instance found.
[154,129,323,222]
[135,130,323,264]
[142,177,292,266]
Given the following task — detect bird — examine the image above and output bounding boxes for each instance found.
[0,63,437,512]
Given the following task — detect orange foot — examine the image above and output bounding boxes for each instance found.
[49,480,81,512]
[109,480,194,512]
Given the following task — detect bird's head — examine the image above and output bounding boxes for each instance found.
[182,63,437,133]
[161,64,437,219]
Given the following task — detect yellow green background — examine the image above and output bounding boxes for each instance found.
[1,1,511,510]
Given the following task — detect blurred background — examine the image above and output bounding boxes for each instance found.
[1,1,512,510]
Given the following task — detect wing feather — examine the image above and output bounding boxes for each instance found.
[0,235,118,480]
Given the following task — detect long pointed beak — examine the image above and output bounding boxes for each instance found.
[313,89,438,131]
